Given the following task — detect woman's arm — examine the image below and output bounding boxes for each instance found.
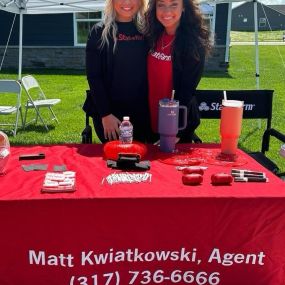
[86,24,121,140]
[86,24,111,118]
[175,51,205,141]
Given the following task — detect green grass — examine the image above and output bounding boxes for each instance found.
[1,45,285,172]
[231,31,285,42]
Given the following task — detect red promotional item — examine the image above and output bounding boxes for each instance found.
[182,166,204,175]
[211,173,233,185]
[182,173,203,185]
[103,140,147,161]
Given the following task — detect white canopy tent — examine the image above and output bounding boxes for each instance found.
[204,0,260,88]
[1,0,261,87]
[0,0,105,79]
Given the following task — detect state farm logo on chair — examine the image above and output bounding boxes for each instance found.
[198,102,256,112]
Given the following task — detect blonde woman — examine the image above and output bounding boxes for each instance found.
[84,0,150,143]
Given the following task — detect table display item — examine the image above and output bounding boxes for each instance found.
[211,173,233,185]
[176,166,207,171]
[158,150,202,166]
[119,116,133,144]
[182,166,204,175]
[0,131,10,175]
[103,172,152,185]
[158,146,247,167]
[158,98,187,152]
[19,153,45,160]
[231,168,269,182]
[41,171,76,193]
[182,173,203,185]
[219,100,244,159]
[107,153,150,171]
[231,168,266,178]
[22,164,48,171]
[53,165,67,172]
[234,176,268,182]
[103,140,147,161]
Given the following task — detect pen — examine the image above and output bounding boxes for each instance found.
[232,172,266,178]
[19,153,45,160]
[234,177,269,182]
[231,169,265,176]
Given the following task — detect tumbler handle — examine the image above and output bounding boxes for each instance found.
[178,106,188,131]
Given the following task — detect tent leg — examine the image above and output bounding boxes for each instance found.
[18,11,23,81]
[225,2,232,65]
[254,0,261,128]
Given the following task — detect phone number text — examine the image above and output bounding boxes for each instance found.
[69,270,220,285]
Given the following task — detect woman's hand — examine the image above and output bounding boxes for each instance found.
[102,114,121,141]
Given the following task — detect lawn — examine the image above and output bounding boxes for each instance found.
[231,31,284,42]
[1,45,285,171]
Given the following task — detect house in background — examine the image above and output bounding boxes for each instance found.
[232,2,285,31]
[0,4,229,72]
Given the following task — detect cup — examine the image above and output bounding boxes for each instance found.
[158,99,187,152]
[220,100,244,156]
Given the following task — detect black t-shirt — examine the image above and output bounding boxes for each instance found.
[110,22,149,140]
[110,22,148,103]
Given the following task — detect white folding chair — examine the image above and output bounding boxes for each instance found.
[0,80,23,136]
[21,75,61,131]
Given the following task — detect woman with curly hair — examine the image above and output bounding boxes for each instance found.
[145,0,211,142]
[84,0,150,142]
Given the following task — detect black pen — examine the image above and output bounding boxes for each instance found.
[234,177,269,182]
[19,153,45,160]
[232,172,266,178]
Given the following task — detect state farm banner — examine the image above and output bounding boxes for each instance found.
[0,197,284,285]
[196,90,273,119]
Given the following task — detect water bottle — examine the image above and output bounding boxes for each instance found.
[119,116,133,144]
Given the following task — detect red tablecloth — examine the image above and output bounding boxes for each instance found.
[0,144,285,285]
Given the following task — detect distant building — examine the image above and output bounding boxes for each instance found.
[0,4,229,71]
[232,2,285,31]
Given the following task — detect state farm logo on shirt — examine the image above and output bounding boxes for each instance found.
[117,33,143,41]
[149,50,171,61]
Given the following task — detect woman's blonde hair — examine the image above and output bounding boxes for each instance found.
[100,0,147,51]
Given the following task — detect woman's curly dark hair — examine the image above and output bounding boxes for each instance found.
[145,0,211,64]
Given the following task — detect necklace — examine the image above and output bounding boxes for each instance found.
[161,32,175,50]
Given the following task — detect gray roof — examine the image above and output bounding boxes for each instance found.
[267,5,285,15]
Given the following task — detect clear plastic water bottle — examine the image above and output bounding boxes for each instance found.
[119,116,133,144]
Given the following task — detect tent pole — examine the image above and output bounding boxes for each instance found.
[211,3,216,44]
[225,2,232,65]
[253,0,261,128]
[253,0,260,90]
[18,10,23,80]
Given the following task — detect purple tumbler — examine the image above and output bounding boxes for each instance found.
[158,99,187,152]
